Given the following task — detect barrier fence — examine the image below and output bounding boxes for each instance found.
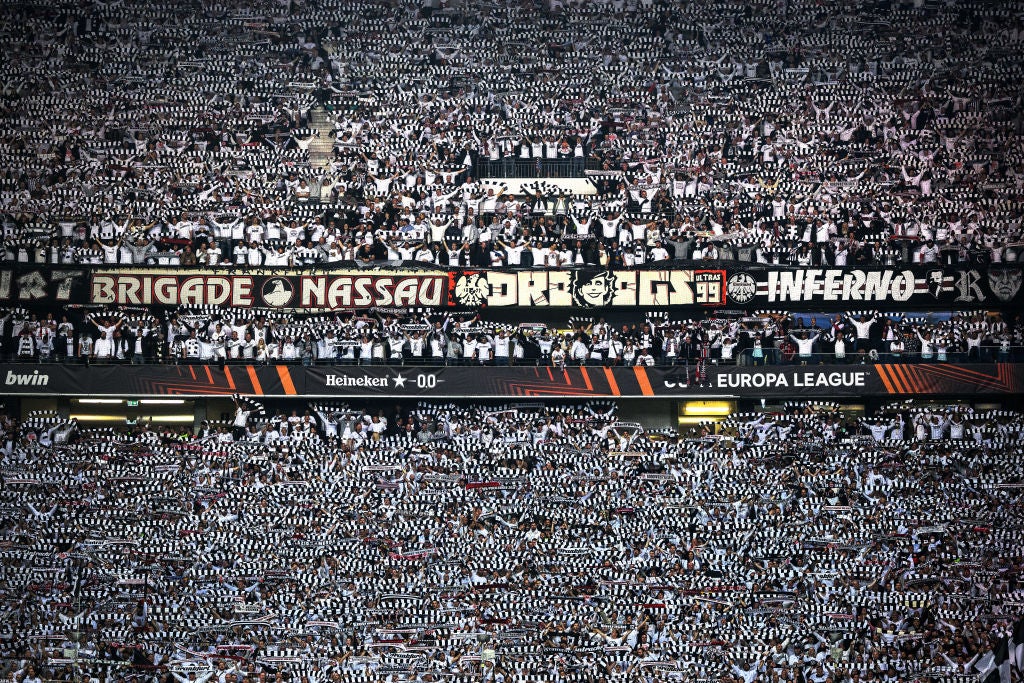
[3,363,1022,398]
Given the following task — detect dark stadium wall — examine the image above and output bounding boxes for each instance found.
[4,363,1024,399]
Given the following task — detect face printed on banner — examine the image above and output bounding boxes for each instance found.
[571,270,616,307]
[927,270,944,299]
[988,267,1023,302]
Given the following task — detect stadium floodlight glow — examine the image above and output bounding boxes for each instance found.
[682,401,734,416]
[69,414,130,422]
[146,415,195,423]
[677,416,725,426]
[70,414,195,423]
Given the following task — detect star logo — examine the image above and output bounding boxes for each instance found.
[392,374,407,389]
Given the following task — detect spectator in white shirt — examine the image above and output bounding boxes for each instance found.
[789,331,820,364]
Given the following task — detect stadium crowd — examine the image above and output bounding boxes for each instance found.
[2,0,1024,681]
[1,306,1021,366]
[1,0,1024,269]
[0,400,1022,682]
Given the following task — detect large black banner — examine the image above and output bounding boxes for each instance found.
[87,268,728,309]
[3,363,1022,398]
[0,264,1019,310]
[0,268,89,305]
[721,265,1022,308]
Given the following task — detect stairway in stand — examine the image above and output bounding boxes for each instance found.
[306,106,336,168]
[306,106,336,200]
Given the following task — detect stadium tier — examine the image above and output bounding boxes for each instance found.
[3,0,1024,681]
[2,398,1024,683]
[1,271,1022,402]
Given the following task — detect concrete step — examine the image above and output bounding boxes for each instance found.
[304,106,337,169]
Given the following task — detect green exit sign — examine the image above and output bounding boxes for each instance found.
[126,400,139,407]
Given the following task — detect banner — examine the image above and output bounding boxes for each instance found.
[448,268,726,307]
[0,264,1019,310]
[3,363,1022,398]
[90,270,449,309]
[0,268,89,304]
[87,268,727,309]
[723,265,1022,308]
